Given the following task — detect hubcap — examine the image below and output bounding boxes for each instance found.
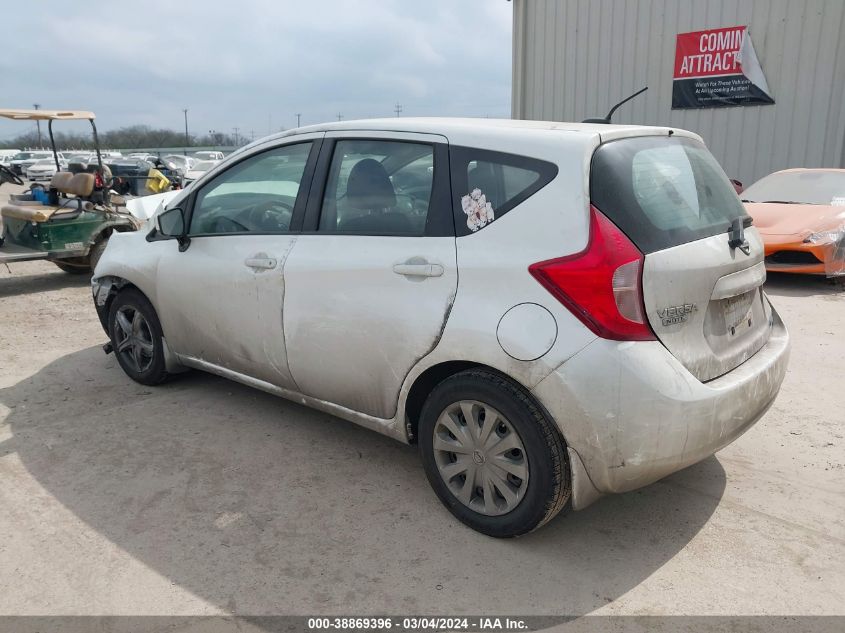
[114,305,155,374]
[433,400,529,516]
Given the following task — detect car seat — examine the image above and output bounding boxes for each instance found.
[340,158,412,233]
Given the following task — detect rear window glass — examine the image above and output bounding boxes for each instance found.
[590,136,745,253]
[450,146,557,235]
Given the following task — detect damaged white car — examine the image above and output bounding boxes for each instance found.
[92,118,789,537]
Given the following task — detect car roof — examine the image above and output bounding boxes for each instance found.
[246,117,702,147]
[767,168,845,175]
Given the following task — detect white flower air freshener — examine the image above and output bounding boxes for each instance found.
[461,188,495,232]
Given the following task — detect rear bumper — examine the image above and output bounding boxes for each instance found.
[532,304,789,505]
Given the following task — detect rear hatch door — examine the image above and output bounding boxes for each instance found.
[591,134,772,382]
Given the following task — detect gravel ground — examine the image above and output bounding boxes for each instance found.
[0,182,843,617]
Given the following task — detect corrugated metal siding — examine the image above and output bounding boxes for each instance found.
[512,0,845,184]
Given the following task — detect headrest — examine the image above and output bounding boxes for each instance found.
[50,171,74,191]
[346,158,396,210]
[50,171,94,197]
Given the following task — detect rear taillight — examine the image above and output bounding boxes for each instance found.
[528,205,655,341]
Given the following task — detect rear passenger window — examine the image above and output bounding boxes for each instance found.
[450,147,557,235]
[319,140,434,235]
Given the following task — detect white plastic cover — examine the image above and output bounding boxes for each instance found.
[124,190,181,221]
[823,224,845,277]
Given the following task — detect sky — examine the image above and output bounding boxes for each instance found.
[0,0,513,143]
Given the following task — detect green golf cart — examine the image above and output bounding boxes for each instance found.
[0,109,143,273]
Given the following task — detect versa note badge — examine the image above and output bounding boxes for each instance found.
[657,303,698,326]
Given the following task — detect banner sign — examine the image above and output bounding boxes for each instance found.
[672,26,774,109]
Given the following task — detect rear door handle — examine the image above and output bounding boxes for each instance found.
[392,262,444,278]
[244,256,277,270]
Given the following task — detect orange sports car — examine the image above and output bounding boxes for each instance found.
[743,168,845,277]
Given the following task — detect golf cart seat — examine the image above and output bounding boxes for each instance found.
[1,172,95,223]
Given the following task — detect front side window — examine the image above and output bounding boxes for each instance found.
[189,142,312,235]
[318,139,434,235]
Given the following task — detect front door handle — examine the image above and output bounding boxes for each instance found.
[392,262,444,278]
[244,256,277,270]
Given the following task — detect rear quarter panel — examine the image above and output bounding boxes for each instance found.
[399,128,602,403]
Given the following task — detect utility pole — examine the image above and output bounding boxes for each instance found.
[336,113,343,121]
[295,113,301,128]
[232,127,240,146]
[33,103,42,147]
[394,103,403,117]
[183,108,189,152]
[250,129,255,142]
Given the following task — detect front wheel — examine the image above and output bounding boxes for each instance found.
[108,288,169,385]
[419,369,571,537]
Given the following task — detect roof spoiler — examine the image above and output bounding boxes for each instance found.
[582,86,648,124]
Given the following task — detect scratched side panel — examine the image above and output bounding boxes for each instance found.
[282,235,458,420]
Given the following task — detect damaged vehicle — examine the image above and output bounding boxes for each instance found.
[92,118,790,537]
[742,168,845,278]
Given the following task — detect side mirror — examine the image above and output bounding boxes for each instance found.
[156,207,191,251]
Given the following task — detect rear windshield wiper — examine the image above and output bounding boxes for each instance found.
[755,200,801,204]
[727,214,753,232]
[728,215,753,251]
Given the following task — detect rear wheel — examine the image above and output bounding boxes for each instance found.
[53,260,91,274]
[88,237,108,272]
[52,237,109,274]
[108,288,169,385]
[418,369,570,537]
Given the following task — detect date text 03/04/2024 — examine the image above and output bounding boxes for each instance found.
[306,617,530,631]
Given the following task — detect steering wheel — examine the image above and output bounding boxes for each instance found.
[247,199,294,231]
[0,164,24,186]
[211,216,251,233]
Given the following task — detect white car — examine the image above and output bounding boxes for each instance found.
[182,159,220,185]
[193,150,224,161]
[127,153,158,162]
[162,154,195,175]
[26,157,66,181]
[92,118,790,537]
[9,150,54,175]
[63,152,93,163]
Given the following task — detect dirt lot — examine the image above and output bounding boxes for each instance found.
[1,183,843,617]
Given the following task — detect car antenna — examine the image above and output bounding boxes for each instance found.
[582,86,648,124]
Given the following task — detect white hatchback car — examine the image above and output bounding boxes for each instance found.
[92,118,790,537]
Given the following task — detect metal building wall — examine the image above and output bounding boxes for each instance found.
[512,0,845,184]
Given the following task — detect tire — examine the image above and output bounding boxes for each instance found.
[53,260,91,274]
[419,369,571,538]
[108,288,169,385]
[88,237,108,272]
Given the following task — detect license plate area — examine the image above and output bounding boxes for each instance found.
[721,289,756,337]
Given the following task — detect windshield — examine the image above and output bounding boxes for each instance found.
[590,136,746,253]
[13,152,35,160]
[32,159,54,166]
[164,155,188,165]
[742,170,845,205]
[192,161,216,172]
